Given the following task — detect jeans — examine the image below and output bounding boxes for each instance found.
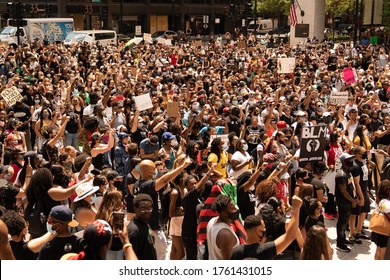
[336,204,352,246]
[64,132,79,150]
[151,229,168,260]
[182,236,197,260]
[106,249,124,260]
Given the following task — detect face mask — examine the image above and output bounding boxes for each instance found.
[35,99,40,104]
[199,100,206,106]
[232,100,238,105]
[222,143,229,151]
[157,171,165,178]
[4,174,12,181]
[46,223,55,234]
[43,113,50,118]
[227,209,240,221]
[343,161,353,170]
[90,194,97,204]
[152,169,158,179]
[164,159,171,167]
[361,153,368,160]
[214,101,221,107]
[258,229,267,243]
[105,183,109,190]
[135,165,140,173]
[192,103,198,111]
[242,144,248,151]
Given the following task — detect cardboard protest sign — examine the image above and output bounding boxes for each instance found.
[144,33,152,44]
[237,41,246,49]
[342,68,356,85]
[134,93,153,111]
[0,86,23,107]
[277,58,295,73]
[299,124,327,168]
[328,92,349,105]
[167,102,180,117]
[129,67,137,77]
[193,40,202,47]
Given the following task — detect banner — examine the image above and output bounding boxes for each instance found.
[299,124,327,168]
[343,67,356,85]
[277,57,295,73]
[134,93,153,111]
[328,92,349,105]
[0,86,23,107]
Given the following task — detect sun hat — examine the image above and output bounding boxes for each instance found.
[73,182,99,202]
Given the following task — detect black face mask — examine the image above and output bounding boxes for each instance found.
[361,153,368,160]
[343,160,354,170]
[199,100,206,106]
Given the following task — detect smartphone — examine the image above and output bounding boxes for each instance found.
[112,211,124,233]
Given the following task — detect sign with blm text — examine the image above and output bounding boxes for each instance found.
[299,124,327,168]
[0,86,23,107]
[328,92,349,105]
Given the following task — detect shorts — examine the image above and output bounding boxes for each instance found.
[169,216,184,236]
[371,231,389,247]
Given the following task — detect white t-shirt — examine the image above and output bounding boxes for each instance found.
[229,151,251,178]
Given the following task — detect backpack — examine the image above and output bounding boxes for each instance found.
[24,200,47,237]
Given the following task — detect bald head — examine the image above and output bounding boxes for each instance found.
[140,160,156,179]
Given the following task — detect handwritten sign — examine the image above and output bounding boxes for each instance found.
[328,92,349,105]
[277,58,295,74]
[0,86,23,107]
[192,40,202,47]
[342,67,356,85]
[167,102,180,117]
[134,93,153,111]
[144,33,152,44]
[299,124,327,168]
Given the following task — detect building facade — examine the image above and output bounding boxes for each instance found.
[0,0,240,35]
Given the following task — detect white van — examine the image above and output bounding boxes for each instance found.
[247,19,274,34]
[64,30,117,46]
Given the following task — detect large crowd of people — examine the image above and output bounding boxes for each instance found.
[0,32,389,261]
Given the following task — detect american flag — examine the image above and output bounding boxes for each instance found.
[290,0,298,27]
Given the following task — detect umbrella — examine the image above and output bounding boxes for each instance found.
[125,37,143,48]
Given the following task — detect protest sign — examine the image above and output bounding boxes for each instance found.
[328,92,349,105]
[299,124,327,168]
[193,40,202,47]
[144,33,152,44]
[134,93,153,111]
[237,41,246,49]
[370,36,378,45]
[167,102,180,117]
[277,58,295,73]
[129,67,137,77]
[0,86,23,107]
[343,68,356,85]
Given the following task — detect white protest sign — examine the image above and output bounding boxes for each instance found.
[157,38,167,45]
[277,57,295,73]
[208,134,229,147]
[328,92,348,105]
[134,93,153,111]
[144,33,152,44]
[0,86,23,107]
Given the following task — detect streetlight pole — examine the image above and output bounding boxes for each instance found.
[353,0,359,46]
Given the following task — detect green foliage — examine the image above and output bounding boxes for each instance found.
[255,0,290,17]
[325,0,355,16]
[383,0,390,31]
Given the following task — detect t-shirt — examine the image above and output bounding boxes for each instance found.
[237,185,255,221]
[139,139,159,158]
[38,235,81,260]
[10,240,38,260]
[229,151,251,178]
[351,160,369,192]
[134,179,162,230]
[208,152,228,178]
[230,242,277,260]
[335,169,355,206]
[127,217,157,260]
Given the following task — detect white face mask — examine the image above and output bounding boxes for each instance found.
[242,144,248,151]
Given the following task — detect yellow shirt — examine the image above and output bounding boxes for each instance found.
[208,152,229,178]
[353,135,372,150]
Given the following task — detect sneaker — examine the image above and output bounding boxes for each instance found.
[344,239,354,245]
[336,244,351,252]
[324,213,335,220]
[349,237,362,244]
[355,232,370,240]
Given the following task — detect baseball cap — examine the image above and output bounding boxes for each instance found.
[340,153,354,163]
[117,132,129,140]
[49,205,79,227]
[162,132,176,142]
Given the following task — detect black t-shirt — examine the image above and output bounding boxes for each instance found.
[10,240,38,260]
[182,188,200,239]
[127,217,157,260]
[377,125,390,146]
[351,160,369,192]
[335,169,354,205]
[134,179,161,230]
[311,177,327,203]
[131,128,147,146]
[38,235,81,260]
[8,104,32,131]
[230,242,277,260]
[237,185,255,220]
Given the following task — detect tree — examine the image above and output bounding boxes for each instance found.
[256,0,290,18]
[383,0,390,31]
[325,0,354,16]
